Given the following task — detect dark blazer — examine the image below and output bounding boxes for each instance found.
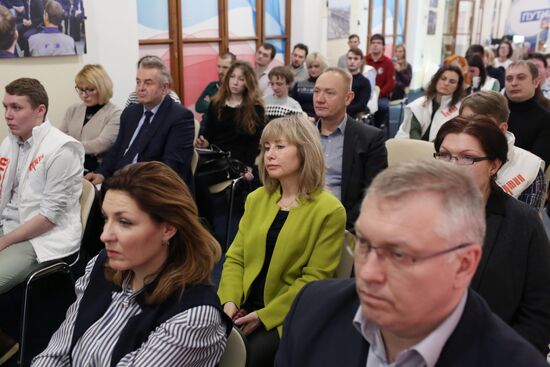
[275,279,548,367]
[97,96,195,187]
[471,183,550,354]
[341,116,387,229]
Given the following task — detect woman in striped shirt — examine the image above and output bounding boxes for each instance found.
[32,161,230,367]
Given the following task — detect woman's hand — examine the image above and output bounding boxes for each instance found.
[234,311,261,335]
[195,135,209,148]
[242,166,254,182]
[223,302,238,319]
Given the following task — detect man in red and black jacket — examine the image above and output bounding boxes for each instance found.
[365,34,395,130]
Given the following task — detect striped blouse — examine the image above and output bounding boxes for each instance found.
[31,256,227,367]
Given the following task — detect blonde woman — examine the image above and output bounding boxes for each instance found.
[392,44,412,100]
[291,52,328,117]
[218,114,346,367]
[60,64,121,172]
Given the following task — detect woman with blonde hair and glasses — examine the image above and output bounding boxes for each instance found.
[60,64,121,172]
[33,162,230,366]
[218,114,346,367]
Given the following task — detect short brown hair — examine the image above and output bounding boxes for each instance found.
[0,5,16,50]
[5,78,49,116]
[75,64,114,104]
[268,66,294,85]
[460,91,510,124]
[259,114,325,200]
[102,161,221,304]
[44,0,65,26]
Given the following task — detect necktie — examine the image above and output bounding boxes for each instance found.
[124,110,153,157]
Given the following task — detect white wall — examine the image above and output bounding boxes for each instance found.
[406,1,446,89]
[0,0,139,139]
[290,0,327,57]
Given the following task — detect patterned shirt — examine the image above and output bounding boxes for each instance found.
[32,256,227,367]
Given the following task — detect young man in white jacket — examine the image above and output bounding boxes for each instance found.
[0,78,84,362]
[0,78,84,292]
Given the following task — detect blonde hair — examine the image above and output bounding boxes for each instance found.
[484,47,495,66]
[259,114,325,200]
[75,64,114,104]
[306,52,328,70]
[394,44,408,71]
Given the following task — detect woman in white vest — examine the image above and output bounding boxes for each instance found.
[396,64,464,141]
[460,91,546,210]
[467,54,500,93]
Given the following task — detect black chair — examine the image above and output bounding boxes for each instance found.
[17,180,98,366]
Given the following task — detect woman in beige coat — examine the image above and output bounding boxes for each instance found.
[61,64,121,172]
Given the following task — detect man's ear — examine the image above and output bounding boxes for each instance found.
[344,91,355,107]
[453,244,482,289]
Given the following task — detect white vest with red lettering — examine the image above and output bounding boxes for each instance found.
[0,121,84,262]
[396,95,461,141]
[495,131,545,205]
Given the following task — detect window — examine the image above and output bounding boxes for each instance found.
[368,0,409,56]
[442,0,483,60]
[137,0,291,111]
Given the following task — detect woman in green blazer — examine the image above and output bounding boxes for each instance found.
[218,114,346,367]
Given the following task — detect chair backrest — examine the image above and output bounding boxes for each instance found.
[191,149,199,176]
[385,138,435,167]
[80,179,96,232]
[219,326,248,367]
[336,230,355,278]
[194,119,200,142]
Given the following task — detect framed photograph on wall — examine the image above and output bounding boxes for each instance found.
[0,0,86,59]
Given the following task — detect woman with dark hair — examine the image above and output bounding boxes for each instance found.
[60,64,121,172]
[467,54,500,93]
[433,116,550,355]
[32,162,230,366]
[196,60,265,169]
[495,40,514,69]
[395,64,464,141]
[218,114,346,367]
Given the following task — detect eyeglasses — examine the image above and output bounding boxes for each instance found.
[355,239,473,268]
[433,152,490,165]
[75,87,96,96]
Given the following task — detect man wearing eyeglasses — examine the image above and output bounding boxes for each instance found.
[275,160,547,367]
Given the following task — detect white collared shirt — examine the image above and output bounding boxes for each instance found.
[353,292,468,367]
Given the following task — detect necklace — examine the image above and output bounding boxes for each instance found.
[278,196,298,210]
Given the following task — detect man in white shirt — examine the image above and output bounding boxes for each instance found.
[255,42,276,97]
[0,77,84,294]
[276,160,547,366]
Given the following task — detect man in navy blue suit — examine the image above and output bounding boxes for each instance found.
[276,160,548,367]
[85,56,194,188]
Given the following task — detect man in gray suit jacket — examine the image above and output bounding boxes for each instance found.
[314,67,387,229]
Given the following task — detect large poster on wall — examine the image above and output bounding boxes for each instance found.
[328,0,351,40]
[504,0,550,52]
[0,0,86,59]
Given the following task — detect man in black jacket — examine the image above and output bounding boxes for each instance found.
[276,160,548,367]
[313,67,387,229]
[505,60,550,168]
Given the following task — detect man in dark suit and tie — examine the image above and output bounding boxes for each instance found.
[275,160,548,367]
[313,67,387,229]
[85,56,194,188]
